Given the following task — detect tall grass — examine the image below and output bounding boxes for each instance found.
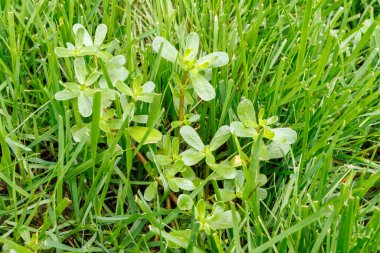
[0,0,379,252]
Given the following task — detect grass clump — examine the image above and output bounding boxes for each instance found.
[0,0,380,252]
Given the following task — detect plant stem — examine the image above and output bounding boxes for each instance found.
[133,145,147,165]
[132,143,178,206]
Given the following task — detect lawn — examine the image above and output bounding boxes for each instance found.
[0,0,379,252]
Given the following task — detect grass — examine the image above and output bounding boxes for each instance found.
[0,0,380,252]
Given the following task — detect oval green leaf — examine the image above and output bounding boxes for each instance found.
[210,125,231,151]
[177,193,194,210]
[196,52,229,69]
[189,70,215,101]
[78,92,92,117]
[180,126,204,151]
[129,126,162,144]
[152,36,179,63]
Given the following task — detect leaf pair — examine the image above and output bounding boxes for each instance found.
[180,126,237,179]
[218,171,268,202]
[152,32,229,101]
[55,24,107,58]
[230,99,297,160]
[116,74,158,103]
[171,113,200,129]
[177,197,242,234]
[155,137,197,193]
[149,226,203,253]
[195,200,241,235]
[99,55,129,87]
[144,160,194,200]
[55,58,99,117]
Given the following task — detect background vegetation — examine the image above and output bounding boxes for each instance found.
[0,0,379,252]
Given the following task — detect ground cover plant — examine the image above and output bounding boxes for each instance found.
[0,0,379,252]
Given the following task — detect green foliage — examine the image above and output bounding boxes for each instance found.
[0,0,379,252]
[153,32,228,101]
[231,98,297,160]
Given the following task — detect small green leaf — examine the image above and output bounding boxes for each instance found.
[55,89,78,100]
[263,127,275,139]
[180,126,204,151]
[171,121,182,128]
[210,164,237,179]
[189,70,215,101]
[235,170,245,197]
[78,45,99,56]
[149,226,203,253]
[72,125,90,143]
[78,92,92,117]
[180,149,206,166]
[99,121,110,133]
[123,102,135,120]
[237,99,256,123]
[129,126,162,144]
[155,155,172,165]
[257,188,268,200]
[205,152,215,165]
[181,167,196,180]
[152,36,179,63]
[258,140,271,161]
[54,47,75,58]
[99,88,116,101]
[207,209,238,230]
[206,202,224,219]
[210,125,231,151]
[74,58,87,84]
[272,128,297,144]
[74,26,85,47]
[230,121,257,137]
[267,142,291,159]
[188,114,200,123]
[106,66,129,86]
[132,74,143,91]
[168,160,186,176]
[144,181,158,201]
[172,137,179,156]
[142,81,155,92]
[258,108,265,121]
[195,199,206,221]
[73,24,93,46]
[97,50,113,61]
[168,179,180,192]
[166,229,193,249]
[116,80,134,96]
[162,135,171,154]
[230,155,244,168]
[85,72,100,86]
[184,32,199,60]
[108,55,126,67]
[218,189,236,202]
[132,115,148,124]
[62,82,81,91]
[196,52,229,69]
[102,107,115,119]
[177,194,194,210]
[19,226,31,244]
[258,174,267,186]
[94,24,107,46]
[266,116,278,125]
[137,92,156,103]
[171,177,195,191]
